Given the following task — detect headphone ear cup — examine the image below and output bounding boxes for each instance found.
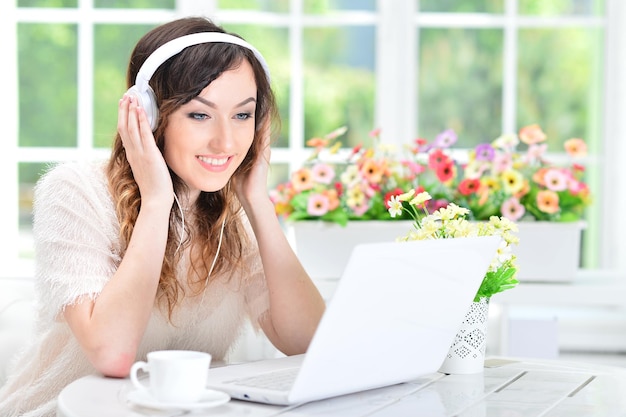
[126,85,159,131]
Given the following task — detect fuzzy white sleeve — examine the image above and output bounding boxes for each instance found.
[32,162,122,324]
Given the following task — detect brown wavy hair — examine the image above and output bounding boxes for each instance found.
[106,17,279,320]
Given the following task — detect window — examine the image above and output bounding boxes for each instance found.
[2,0,621,277]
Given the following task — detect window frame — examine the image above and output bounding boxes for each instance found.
[1,0,621,277]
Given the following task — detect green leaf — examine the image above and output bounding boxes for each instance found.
[474,265,519,302]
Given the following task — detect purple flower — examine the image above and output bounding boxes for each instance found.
[433,129,458,149]
[474,143,495,161]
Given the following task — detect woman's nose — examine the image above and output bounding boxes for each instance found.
[209,118,235,152]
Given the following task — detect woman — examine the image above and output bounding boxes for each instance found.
[0,16,325,416]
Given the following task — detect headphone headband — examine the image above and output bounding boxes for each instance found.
[128,31,270,131]
[135,32,271,91]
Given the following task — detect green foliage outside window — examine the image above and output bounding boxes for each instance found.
[18,23,77,148]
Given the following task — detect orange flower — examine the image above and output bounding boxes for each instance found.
[514,180,530,199]
[536,190,560,214]
[360,159,385,184]
[477,187,490,206]
[306,137,329,148]
[519,124,547,145]
[324,188,340,211]
[290,168,314,192]
[532,167,549,186]
[564,138,588,158]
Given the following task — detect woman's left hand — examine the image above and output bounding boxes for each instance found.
[234,123,271,207]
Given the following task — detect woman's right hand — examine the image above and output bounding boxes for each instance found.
[117,94,173,206]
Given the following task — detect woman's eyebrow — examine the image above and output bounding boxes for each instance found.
[193,96,257,108]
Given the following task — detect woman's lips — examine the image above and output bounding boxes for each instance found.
[196,155,232,172]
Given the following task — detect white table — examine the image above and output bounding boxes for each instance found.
[57,357,626,417]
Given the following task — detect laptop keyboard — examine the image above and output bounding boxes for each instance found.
[227,367,299,391]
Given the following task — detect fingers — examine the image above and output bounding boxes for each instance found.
[261,125,272,164]
[119,94,138,153]
[118,94,152,156]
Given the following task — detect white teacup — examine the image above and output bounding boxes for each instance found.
[130,350,212,403]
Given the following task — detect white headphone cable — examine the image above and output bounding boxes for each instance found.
[201,216,226,302]
[173,192,185,255]
[172,192,226,302]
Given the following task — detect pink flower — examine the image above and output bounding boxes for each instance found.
[324,126,348,140]
[404,161,426,177]
[492,152,513,173]
[525,143,548,163]
[311,163,335,184]
[501,197,526,221]
[348,198,371,216]
[543,168,568,192]
[569,179,588,195]
[307,194,330,216]
[368,128,381,138]
[428,199,449,213]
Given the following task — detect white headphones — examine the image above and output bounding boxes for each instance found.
[126,32,271,131]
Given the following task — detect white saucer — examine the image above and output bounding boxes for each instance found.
[127,388,230,410]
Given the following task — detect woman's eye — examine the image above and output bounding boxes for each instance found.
[235,112,252,120]
[188,112,209,121]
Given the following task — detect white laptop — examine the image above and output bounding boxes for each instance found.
[205,235,501,405]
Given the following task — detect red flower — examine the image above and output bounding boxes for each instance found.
[350,144,363,157]
[428,149,451,170]
[458,178,481,196]
[333,181,344,196]
[435,160,456,183]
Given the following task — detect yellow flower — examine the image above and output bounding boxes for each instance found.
[346,185,366,206]
[340,165,360,186]
[500,170,525,194]
[482,176,500,192]
[408,191,431,207]
[398,189,416,202]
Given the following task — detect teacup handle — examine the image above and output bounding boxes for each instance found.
[130,361,150,392]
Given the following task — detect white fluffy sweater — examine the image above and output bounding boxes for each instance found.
[0,160,269,417]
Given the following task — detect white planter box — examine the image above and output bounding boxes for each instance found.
[290,220,585,284]
[513,221,585,282]
[290,221,411,280]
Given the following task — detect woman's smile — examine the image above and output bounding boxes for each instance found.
[196,154,232,172]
